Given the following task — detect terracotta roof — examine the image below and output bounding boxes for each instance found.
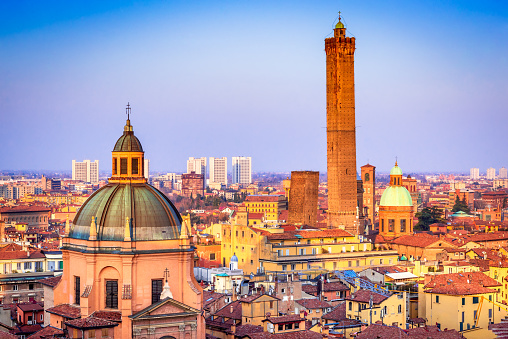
[302,281,349,295]
[214,300,242,320]
[426,283,495,295]
[295,299,331,309]
[321,302,346,321]
[65,317,118,329]
[346,290,389,305]
[17,303,43,312]
[407,325,465,338]
[234,324,264,337]
[263,314,303,324]
[244,330,324,338]
[391,235,455,248]
[38,276,61,288]
[266,229,353,240]
[90,310,122,322]
[0,206,51,213]
[424,272,501,289]
[203,291,227,309]
[245,196,281,202]
[356,324,407,338]
[26,326,64,339]
[45,304,80,319]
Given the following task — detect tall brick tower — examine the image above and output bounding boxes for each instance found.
[325,15,358,233]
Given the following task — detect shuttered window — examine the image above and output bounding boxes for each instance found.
[152,279,163,304]
[132,158,139,175]
[120,158,128,175]
[106,280,118,309]
[75,276,80,305]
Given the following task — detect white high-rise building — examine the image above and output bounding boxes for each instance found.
[209,157,228,186]
[470,168,480,180]
[144,159,150,180]
[72,160,99,183]
[486,167,496,180]
[187,157,207,175]
[232,157,252,185]
[499,167,507,179]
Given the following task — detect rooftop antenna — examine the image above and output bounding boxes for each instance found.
[395,156,398,166]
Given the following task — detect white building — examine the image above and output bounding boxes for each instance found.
[209,157,227,187]
[232,156,252,185]
[486,167,496,180]
[144,159,150,180]
[470,168,480,180]
[187,157,206,175]
[72,160,99,183]
[499,167,507,179]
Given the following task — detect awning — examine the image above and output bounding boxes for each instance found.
[386,272,417,280]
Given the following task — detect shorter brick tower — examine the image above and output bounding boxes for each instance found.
[288,171,319,227]
[361,164,376,225]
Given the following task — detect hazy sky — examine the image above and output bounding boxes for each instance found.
[1,1,507,174]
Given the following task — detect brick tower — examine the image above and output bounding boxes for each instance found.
[288,171,319,227]
[325,15,358,233]
[361,164,376,226]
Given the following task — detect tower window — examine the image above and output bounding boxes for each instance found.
[401,219,406,233]
[365,173,370,182]
[112,158,117,175]
[152,279,163,305]
[105,280,118,309]
[120,158,128,175]
[132,158,139,175]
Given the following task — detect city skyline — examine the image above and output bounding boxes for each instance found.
[1,1,507,173]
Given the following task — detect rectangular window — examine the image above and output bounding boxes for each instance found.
[152,279,163,305]
[473,296,479,304]
[282,265,287,271]
[75,276,80,305]
[112,158,117,175]
[400,219,406,232]
[13,285,18,291]
[462,298,466,305]
[120,158,128,175]
[210,253,216,261]
[106,280,118,309]
[132,158,139,175]
[102,328,108,337]
[89,330,96,338]
[278,324,283,331]
[388,219,395,232]
[436,295,439,303]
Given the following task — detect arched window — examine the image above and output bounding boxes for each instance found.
[365,173,370,182]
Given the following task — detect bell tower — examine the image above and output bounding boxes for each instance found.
[325,14,358,233]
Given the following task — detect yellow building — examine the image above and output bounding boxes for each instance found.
[221,210,399,276]
[345,290,407,328]
[26,193,89,206]
[421,272,506,332]
[244,195,286,223]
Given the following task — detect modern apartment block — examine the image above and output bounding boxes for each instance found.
[209,157,228,186]
[499,167,508,179]
[486,167,496,180]
[470,168,480,180]
[232,156,252,185]
[71,160,99,183]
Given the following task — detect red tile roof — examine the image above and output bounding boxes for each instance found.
[263,314,303,324]
[321,302,346,321]
[234,324,264,337]
[355,324,407,338]
[346,290,389,305]
[214,300,242,320]
[426,282,495,295]
[424,272,501,289]
[295,299,331,309]
[46,304,80,319]
[245,196,282,202]
[26,326,64,339]
[65,317,118,329]
[38,276,61,288]
[266,229,353,240]
[90,310,122,322]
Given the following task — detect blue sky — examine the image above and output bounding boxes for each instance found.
[1,1,507,174]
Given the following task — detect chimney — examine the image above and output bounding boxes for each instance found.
[230,305,234,313]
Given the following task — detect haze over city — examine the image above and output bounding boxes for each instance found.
[1,0,507,173]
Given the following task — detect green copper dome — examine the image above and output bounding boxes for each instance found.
[390,165,403,176]
[379,186,413,207]
[71,183,182,241]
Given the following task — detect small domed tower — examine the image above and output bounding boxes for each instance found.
[378,162,414,239]
[52,106,204,338]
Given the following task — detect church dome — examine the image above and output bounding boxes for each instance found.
[70,183,182,241]
[390,164,403,176]
[113,119,143,152]
[230,254,239,262]
[70,109,182,241]
[379,186,413,207]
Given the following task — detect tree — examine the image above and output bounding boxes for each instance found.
[452,195,470,214]
[415,206,446,231]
